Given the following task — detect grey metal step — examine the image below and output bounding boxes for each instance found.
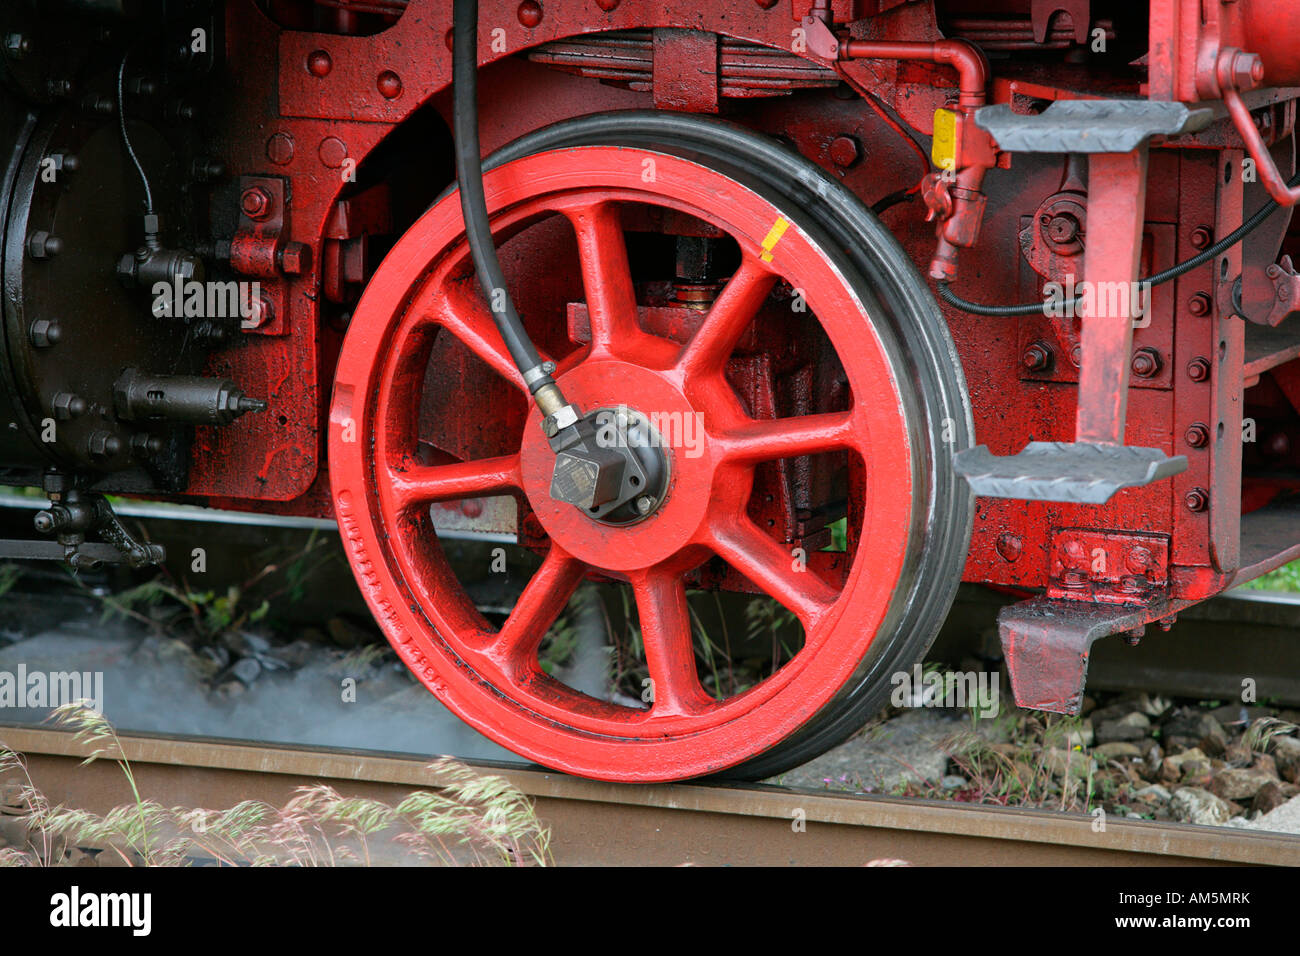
[975,100,1213,154]
[953,441,1187,504]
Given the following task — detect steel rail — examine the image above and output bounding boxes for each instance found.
[2,727,1297,866]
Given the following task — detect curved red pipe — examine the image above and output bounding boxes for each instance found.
[838,38,989,108]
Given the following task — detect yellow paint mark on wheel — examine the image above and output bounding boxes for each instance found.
[759,216,790,263]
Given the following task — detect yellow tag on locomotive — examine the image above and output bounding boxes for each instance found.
[931,107,959,172]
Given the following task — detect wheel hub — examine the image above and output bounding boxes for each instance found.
[546,402,671,525]
[521,360,723,572]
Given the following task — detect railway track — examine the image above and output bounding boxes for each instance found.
[3,727,1298,866]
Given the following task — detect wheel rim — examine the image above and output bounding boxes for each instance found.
[330,145,919,781]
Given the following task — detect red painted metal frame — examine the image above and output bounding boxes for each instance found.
[197,0,924,506]
[181,1,1300,722]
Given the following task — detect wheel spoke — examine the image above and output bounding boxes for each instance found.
[718,410,858,465]
[708,516,840,631]
[428,280,546,393]
[490,544,587,668]
[386,454,521,512]
[630,569,712,717]
[676,255,777,379]
[566,202,644,358]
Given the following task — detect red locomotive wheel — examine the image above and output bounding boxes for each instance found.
[330,124,970,781]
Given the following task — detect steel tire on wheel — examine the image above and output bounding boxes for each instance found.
[329,111,974,783]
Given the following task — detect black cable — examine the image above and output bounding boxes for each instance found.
[452,0,553,396]
[936,167,1300,316]
[871,188,915,215]
[935,276,1072,317]
[117,50,154,216]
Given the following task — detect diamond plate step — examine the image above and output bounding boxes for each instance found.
[974,100,1213,154]
[953,441,1188,504]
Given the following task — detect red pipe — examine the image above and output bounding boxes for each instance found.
[838,39,989,108]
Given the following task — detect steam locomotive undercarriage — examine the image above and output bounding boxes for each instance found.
[1,0,1298,781]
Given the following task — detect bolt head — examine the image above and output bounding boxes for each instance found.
[30,319,60,348]
[1187,357,1211,382]
[87,431,121,458]
[132,433,163,457]
[307,49,332,77]
[279,242,312,275]
[517,0,543,27]
[829,135,861,168]
[240,186,272,220]
[376,70,402,99]
[1022,342,1052,372]
[635,495,655,515]
[1233,52,1265,91]
[1061,539,1088,567]
[28,232,62,260]
[1125,546,1153,573]
[245,296,274,328]
[1131,348,1162,377]
[52,393,86,420]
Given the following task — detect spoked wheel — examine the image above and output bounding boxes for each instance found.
[329,112,973,782]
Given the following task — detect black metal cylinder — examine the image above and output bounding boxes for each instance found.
[113,369,266,426]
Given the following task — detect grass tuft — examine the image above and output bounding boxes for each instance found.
[0,703,550,867]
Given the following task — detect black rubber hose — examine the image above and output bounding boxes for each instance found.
[452,0,554,395]
[936,167,1300,317]
[871,187,915,216]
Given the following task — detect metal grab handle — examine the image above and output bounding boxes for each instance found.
[1218,48,1300,208]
